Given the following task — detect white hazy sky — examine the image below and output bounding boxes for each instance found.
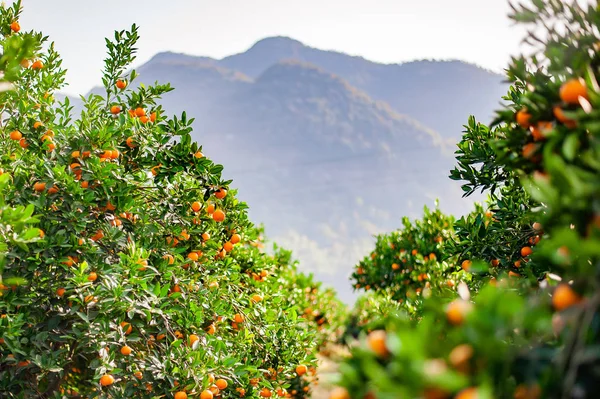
[15,0,526,96]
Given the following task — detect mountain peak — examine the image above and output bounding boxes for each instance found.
[249,36,305,50]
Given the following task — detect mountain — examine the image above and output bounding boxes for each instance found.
[77,37,507,303]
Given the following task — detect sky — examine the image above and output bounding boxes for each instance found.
[14,0,527,96]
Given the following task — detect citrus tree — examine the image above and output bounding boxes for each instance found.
[0,2,341,398]
[333,1,600,398]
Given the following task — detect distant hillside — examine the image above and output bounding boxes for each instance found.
[74,37,504,303]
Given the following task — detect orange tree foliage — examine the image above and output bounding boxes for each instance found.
[0,2,343,397]
[336,1,600,398]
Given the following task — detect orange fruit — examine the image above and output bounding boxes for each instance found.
[552,284,582,311]
[514,260,521,268]
[455,387,478,399]
[514,384,541,399]
[10,21,20,32]
[99,374,115,386]
[329,387,350,399]
[163,254,175,264]
[449,344,473,373]
[48,186,59,194]
[212,209,225,222]
[223,241,234,252]
[516,109,532,128]
[522,143,537,158]
[234,313,244,323]
[120,321,133,335]
[126,136,136,148]
[9,130,22,140]
[31,60,43,70]
[215,379,228,390]
[174,392,188,399]
[135,107,146,117]
[560,78,588,104]
[202,232,210,241]
[206,324,216,335]
[19,138,28,148]
[110,105,121,114]
[532,222,542,231]
[366,330,388,357]
[392,263,400,270]
[20,59,30,68]
[260,388,272,398]
[206,203,215,214]
[491,259,500,267]
[150,112,157,122]
[139,115,149,124]
[521,246,533,257]
[461,260,472,271]
[33,182,46,192]
[215,188,227,199]
[446,299,472,325]
[530,121,551,141]
[120,345,132,356]
[553,106,577,128]
[191,201,201,212]
[251,294,263,303]
[56,288,66,297]
[295,364,308,376]
[71,150,80,158]
[87,272,98,282]
[187,252,199,261]
[231,233,241,244]
[116,80,127,90]
[134,371,143,379]
[200,390,214,399]
[188,334,200,346]
[194,151,204,158]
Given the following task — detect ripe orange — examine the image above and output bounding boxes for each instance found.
[135,107,146,117]
[120,345,132,356]
[10,21,20,32]
[206,324,216,335]
[449,344,473,373]
[206,203,215,214]
[174,392,188,399]
[56,288,66,297]
[552,284,582,311]
[163,254,175,264]
[200,390,214,399]
[367,330,388,357]
[251,294,263,303]
[9,130,22,140]
[120,321,133,335]
[126,136,136,148]
[212,209,225,222]
[522,143,537,158]
[20,59,30,68]
[215,379,228,390]
[560,78,588,104]
[150,112,157,122]
[194,151,204,158]
[191,201,201,212]
[461,260,472,271]
[134,371,143,379]
[31,60,43,70]
[446,299,472,325]
[231,233,241,244]
[116,80,127,90]
[521,246,533,257]
[516,109,532,128]
[110,105,121,114]
[99,374,115,386]
[215,188,227,199]
[202,232,210,241]
[48,186,59,195]
[455,387,478,399]
[33,182,46,192]
[139,115,149,124]
[188,334,200,346]
[491,259,500,267]
[19,138,28,148]
[295,364,308,376]
[187,252,199,261]
[392,263,400,270]
[329,387,350,399]
[223,241,234,252]
[87,272,98,282]
[553,106,577,128]
[234,313,245,323]
[260,388,273,398]
[514,260,521,268]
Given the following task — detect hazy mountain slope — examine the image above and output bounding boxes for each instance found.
[219,36,507,140]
